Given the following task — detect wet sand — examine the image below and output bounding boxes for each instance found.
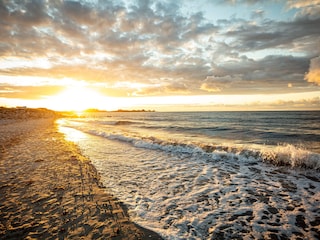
[0,112,162,239]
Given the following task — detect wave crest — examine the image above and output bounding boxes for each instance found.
[92,130,320,170]
[260,144,320,170]
[62,123,320,170]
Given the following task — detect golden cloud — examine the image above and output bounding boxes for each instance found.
[305,56,320,85]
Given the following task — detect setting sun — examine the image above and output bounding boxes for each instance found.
[1,1,320,238]
[44,86,107,111]
[0,0,319,111]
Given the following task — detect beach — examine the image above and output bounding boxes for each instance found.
[58,111,320,239]
[0,108,162,239]
[1,109,320,239]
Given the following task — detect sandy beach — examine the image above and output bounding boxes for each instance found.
[0,108,162,239]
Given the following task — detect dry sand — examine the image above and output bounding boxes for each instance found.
[0,115,162,239]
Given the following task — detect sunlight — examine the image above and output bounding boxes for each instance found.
[45,86,109,111]
[58,120,88,142]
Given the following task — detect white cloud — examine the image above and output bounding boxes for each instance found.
[0,57,52,69]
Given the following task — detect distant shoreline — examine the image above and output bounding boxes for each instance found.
[83,108,156,113]
[0,107,156,120]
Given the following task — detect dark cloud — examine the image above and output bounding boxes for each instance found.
[211,55,309,79]
[224,17,320,54]
[201,55,311,94]
[0,0,48,26]
[59,1,95,25]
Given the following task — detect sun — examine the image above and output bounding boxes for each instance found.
[45,86,108,111]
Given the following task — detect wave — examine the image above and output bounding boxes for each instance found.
[260,144,320,169]
[89,120,140,126]
[114,120,138,125]
[113,123,320,143]
[83,128,320,170]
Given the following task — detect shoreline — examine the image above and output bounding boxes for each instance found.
[0,114,162,239]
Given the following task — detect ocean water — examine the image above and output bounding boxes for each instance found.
[58,111,320,239]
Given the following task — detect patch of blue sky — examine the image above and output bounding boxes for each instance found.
[180,0,298,24]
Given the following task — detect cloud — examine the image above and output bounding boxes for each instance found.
[289,1,320,22]
[0,0,320,100]
[207,55,310,93]
[221,0,263,5]
[251,9,264,19]
[132,81,190,96]
[223,17,320,54]
[218,0,320,56]
[200,75,242,92]
[266,97,320,110]
[305,56,320,85]
[209,95,320,110]
[0,85,63,99]
[0,0,215,78]
[286,0,320,9]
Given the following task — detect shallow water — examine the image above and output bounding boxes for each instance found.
[58,111,320,239]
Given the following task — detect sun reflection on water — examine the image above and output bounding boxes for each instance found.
[57,119,87,142]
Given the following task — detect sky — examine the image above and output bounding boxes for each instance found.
[0,0,320,111]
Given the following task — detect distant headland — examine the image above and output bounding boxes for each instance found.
[0,106,60,119]
[0,107,156,120]
[84,108,156,113]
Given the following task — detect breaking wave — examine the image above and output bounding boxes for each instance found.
[260,144,320,169]
[81,128,320,170]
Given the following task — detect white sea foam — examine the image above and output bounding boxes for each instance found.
[59,122,320,240]
[260,144,320,169]
[60,118,320,170]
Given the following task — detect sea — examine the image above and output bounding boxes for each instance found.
[58,111,320,239]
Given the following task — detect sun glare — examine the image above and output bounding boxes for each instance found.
[45,86,107,111]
